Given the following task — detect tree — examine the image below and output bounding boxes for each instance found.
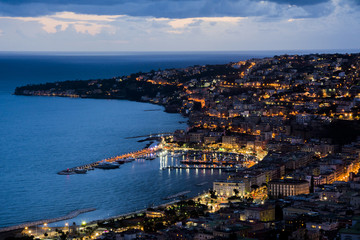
[59,232,67,240]
[209,190,217,199]
[310,175,314,193]
[233,189,239,197]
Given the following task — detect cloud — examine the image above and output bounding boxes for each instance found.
[0,12,122,35]
[166,17,245,29]
[263,0,330,5]
[0,1,358,51]
[0,0,338,19]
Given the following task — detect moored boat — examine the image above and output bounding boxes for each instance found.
[75,168,87,174]
[95,161,120,169]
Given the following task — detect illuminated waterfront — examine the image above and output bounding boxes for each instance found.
[0,52,254,228]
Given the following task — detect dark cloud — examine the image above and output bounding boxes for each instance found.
[0,0,333,18]
[262,0,330,6]
[0,0,330,5]
[349,0,360,5]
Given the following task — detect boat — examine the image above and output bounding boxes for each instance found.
[116,160,126,164]
[146,156,156,160]
[74,168,87,174]
[95,161,120,169]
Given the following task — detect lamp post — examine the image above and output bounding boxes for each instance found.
[43,223,47,237]
[65,222,69,233]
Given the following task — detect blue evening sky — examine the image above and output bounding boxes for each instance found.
[0,0,359,51]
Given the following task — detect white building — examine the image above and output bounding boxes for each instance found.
[213,180,245,197]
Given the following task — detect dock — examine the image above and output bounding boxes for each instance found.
[0,208,96,233]
[163,165,235,170]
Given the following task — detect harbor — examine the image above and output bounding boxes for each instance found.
[57,146,252,175]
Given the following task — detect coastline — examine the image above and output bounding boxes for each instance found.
[0,193,205,235]
[3,93,194,230]
[14,94,183,116]
[0,208,96,233]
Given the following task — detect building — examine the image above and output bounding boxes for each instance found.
[222,136,238,148]
[213,180,245,197]
[244,204,275,222]
[146,210,165,218]
[268,179,309,197]
[189,132,204,143]
[283,207,315,219]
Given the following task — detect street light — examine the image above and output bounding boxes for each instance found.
[43,223,48,236]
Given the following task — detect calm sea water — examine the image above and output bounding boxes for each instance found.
[0,50,355,228]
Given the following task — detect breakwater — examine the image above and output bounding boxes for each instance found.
[0,208,96,233]
[58,145,160,175]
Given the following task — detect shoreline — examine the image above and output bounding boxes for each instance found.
[12,93,183,116]
[0,208,96,233]
[0,192,206,235]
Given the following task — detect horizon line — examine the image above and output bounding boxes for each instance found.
[0,48,359,54]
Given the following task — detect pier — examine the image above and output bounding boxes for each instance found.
[125,132,172,139]
[58,145,160,175]
[0,208,96,233]
[162,191,191,200]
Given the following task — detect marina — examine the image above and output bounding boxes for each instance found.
[163,165,235,170]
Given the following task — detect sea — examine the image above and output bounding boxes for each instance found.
[0,50,357,229]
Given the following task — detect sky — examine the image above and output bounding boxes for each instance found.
[0,0,359,51]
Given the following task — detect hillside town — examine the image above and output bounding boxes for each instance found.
[12,53,360,240]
